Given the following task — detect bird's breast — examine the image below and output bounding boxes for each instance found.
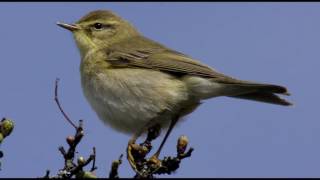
[80,60,189,134]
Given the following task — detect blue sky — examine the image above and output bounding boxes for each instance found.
[0,2,319,178]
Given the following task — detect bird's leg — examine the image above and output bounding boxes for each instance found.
[127,120,160,174]
[128,131,140,146]
[150,116,179,162]
[127,130,142,173]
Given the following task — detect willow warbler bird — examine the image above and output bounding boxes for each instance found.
[57,10,292,160]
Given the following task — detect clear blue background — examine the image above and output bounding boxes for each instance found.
[0,2,319,178]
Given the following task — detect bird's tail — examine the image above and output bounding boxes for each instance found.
[225,83,292,106]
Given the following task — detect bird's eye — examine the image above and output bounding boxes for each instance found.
[93,23,103,30]
[91,23,114,31]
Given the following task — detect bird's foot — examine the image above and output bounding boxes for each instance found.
[126,125,161,176]
[127,138,141,174]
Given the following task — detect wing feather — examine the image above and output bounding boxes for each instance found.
[106,36,232,79]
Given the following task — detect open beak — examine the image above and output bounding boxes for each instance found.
[56,22,81,32]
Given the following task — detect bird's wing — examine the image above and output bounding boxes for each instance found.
[105,37,290,96]
[106,37,238,81]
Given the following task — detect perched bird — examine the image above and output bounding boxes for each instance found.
[57,10,292,163]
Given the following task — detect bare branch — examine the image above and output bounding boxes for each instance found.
[127,126,193,178]
[90,147,97,172]
[54,78,77,129]
[109,154,123,178]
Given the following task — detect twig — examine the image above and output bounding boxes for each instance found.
[69,155,95,177]
[90,147,97,172]
[58,146,67,158]
[109,154,123,178]
[45,80,98,178]
[54,78,77,129]
[43,170,50,178]
[56,120,84,175]
[128,129,193,178]
[65,120,84,161]
[55,120,98,178]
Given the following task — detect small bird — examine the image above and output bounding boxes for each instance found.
[57,10,292,164]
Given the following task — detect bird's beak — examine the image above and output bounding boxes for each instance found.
[56,22,81,32]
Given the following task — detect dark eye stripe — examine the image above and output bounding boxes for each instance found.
[104,24,113,28]
[92,23,113,30]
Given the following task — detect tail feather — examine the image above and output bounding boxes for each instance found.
[229,92,292,106]
[226,82,290,95]
[203,76,292,106]
[223,81,292,106]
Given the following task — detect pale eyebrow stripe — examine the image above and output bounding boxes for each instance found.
[106,21,120,25]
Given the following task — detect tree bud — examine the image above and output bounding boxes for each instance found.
[77,156,86,165]
[0,118,14,137]
[177,135,189,154]
[66,135,75,145]
[0,133,3,144]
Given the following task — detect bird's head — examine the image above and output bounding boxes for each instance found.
[57,10,139,56]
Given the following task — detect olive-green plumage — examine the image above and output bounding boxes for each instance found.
[57,10,292,134]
